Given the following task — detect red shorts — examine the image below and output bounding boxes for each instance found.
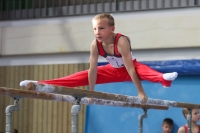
[38,60,171,87]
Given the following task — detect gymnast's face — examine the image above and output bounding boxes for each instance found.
[162,123,173,133]
[92,18,114,42]
[191,109,200,122]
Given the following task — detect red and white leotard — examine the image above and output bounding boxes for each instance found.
[96,33,135,68]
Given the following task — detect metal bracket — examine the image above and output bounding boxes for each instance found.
[5,97,20,133]
[187,108,192,133]
[12,96,23,100]
[138,108,148,133]
[71,98,81,133]
[74,97,81,105]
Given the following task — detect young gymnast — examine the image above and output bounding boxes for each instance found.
[162,118,174,133]
[178,108,200,133]
[20,13,178,104]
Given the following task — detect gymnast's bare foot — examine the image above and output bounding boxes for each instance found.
[26,82,37,90]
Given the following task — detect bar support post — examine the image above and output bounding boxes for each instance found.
[71,98,81,133]
[5,98,20,133]
[187,108,192,133]
[138,109,147,133]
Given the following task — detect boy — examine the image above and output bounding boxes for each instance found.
[178,108,200,133]
[20,13,178,104]
[162,118,173,133]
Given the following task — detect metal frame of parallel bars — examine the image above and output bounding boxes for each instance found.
[0,86,198,133]
[4,97,193,133]
[5,97,20,133]
[4,97,165,133]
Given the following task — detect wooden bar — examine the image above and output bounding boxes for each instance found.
[0,87,168,110]
[26,83,200,109]
[85,98,168,110]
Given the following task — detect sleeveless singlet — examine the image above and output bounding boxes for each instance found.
[96,33,135,68]
[183,125,200,133]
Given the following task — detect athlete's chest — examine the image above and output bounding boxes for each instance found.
[102,43,115,56]
[190,127,200,133]
[192,129,200,133]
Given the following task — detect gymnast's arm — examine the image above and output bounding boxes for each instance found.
[88,40,99,91]
[177,127,185,133]
[117,36,147,104]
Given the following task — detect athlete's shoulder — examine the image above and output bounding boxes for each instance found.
[90,39,97,49]
[90,39,97,47]
[117,35,130,46]
[115,32,129,37]
[177,126,186,133]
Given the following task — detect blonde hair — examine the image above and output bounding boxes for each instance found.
[182,108,193,118]
[92,13,115,26]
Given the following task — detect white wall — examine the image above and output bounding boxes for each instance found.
[0,7,200,56]
[0,7,200,66]
[0,16,94,55]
